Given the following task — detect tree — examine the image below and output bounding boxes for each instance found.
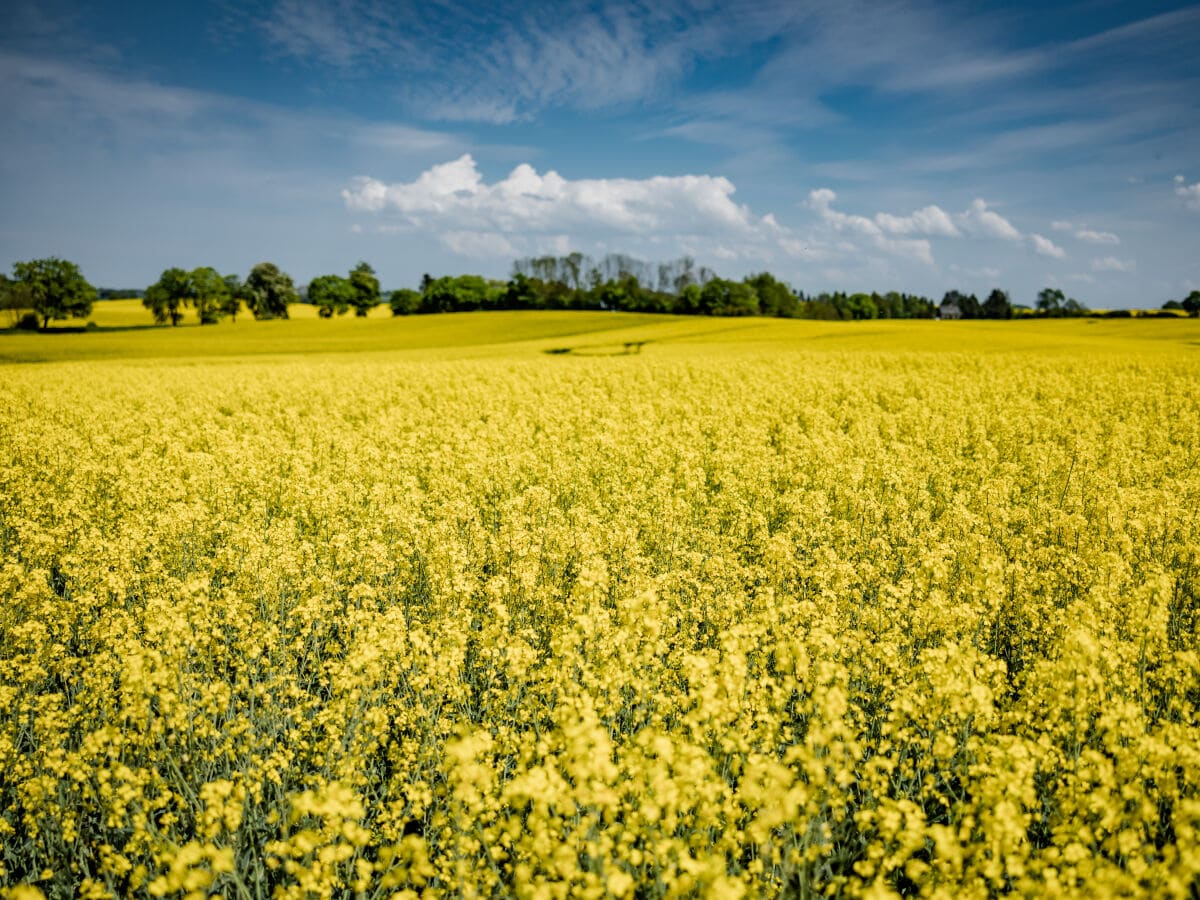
[389,288,421,316]
[944,290,982,319]
[144,267,193,326]
[1183,290,1200,316]
[844,292,879,320]
[221,275,245,322]
[745,272,799,318]
[11,257,96,330]
[1,274,34,327]
[348,262,381,317]
[308,274,355,318]
[1037,287,1065,317]
[420,275,497,313]
[983,288,1013,320]
[190,267,229,325]
[244,263,297,320]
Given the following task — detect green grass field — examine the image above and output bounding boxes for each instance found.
[3,300,1199,365]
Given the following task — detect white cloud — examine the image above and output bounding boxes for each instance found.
[1075,229,1120,245]
[958,198,1022,240]
[1051,220,1074,231]
[344,154,783,259]
[346,154,761,232]
[806,189,935,264]
[1176,176,1200,210]
[1091,256,1136,273]
[806,189,1034,265]
[808,192,958,241]
[807,188,881,237]
[875,205,960,237]
[1030,233,1066,258]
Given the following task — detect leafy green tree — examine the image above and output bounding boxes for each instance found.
[190,267,229,325]
[699,278,759,316]
[1037,287,1065,317]
[308,275,355,318]
[1182,290,1200,316]
[845,292,879,320]
[144,268,193,326]
[674,283,703,315]
[1063,296,1088,317]
[1,274,34,327]
[348,262,381,317]
[244,263,297,320]
[983,288,1013,320]
[388,288,421,316]
[421,275,500,313]
[221,275,245,322]
[745,272,799,318]
[12,257,96,330]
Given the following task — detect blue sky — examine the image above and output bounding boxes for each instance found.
[2,0,1198,307]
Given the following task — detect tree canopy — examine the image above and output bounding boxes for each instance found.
[11,257,96,330]
[244,263,297,320]
[190,267,230,325]
[308,274,355,318]
[348,262,381,317]
[143,268,194,326]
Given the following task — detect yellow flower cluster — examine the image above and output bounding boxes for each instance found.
[1,339,1198,898]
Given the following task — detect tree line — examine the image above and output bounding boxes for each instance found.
[3,254,1199,331]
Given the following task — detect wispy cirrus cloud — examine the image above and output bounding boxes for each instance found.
[257,0,417,67]
[1092,256,1136,273]
[0,50,459,157]
[1049,221,1121,245]
[253,0,729,122]
[1075,229,1120,245]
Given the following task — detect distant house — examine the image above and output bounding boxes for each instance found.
[937,302,962,320]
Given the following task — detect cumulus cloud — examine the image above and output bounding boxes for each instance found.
[875,205,961,237]
[1030,233,1066,258]
[807,188,881,237]
[344,154,781,257]
[1176,175,1200,210]
[808,190,958,240]
[805,190,1035,265]
[806,189,935,264]
[1075,228,1120,245]
[1092,256,1136,273]
[345,154,767,233]
[958,198,1022,241]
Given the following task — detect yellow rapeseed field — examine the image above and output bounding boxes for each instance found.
[1,313,1198,898]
